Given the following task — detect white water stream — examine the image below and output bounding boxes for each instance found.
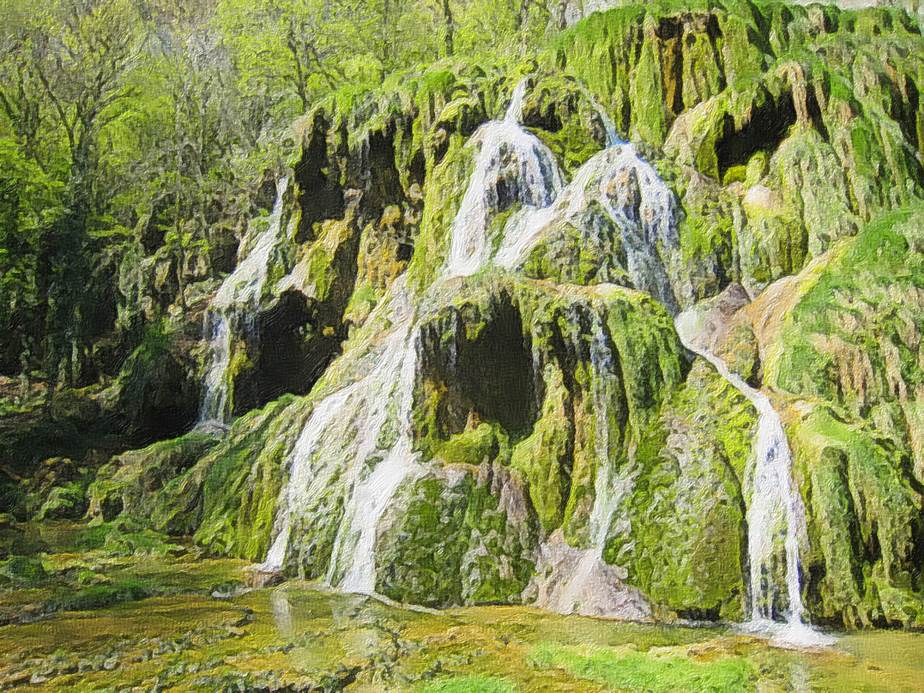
[675,309,835,648]
[199,176,290,424]
[446,81,564,277]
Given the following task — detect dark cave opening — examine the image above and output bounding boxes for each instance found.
[715,92,797,179]
[232,291,344,416]
[295,110,345,243]
[419,295,538,441]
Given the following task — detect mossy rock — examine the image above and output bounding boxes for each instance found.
[0,555,47,585]
[86,431,220,529]
[376,463,538,607]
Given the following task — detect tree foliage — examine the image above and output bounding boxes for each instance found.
[0,0,565,395]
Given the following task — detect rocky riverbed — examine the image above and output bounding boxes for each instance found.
[1,522,922,691]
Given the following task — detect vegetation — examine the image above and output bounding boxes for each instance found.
[0,0,568,402]
[2,0,924,673]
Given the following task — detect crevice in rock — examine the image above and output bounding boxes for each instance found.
[295,110,345,242]
[891,76,922,155]
[357,126,406,222]
[715,91,797,179]
[418,294,539,441]
[806,85,829,140]
[656,18,685,115]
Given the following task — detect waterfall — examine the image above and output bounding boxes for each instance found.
[199,176,290,424]
[257,284,421,594]
[199,313,232,424]
[563,0,621,26]
[494,142,680,313]
[585,90,623,147]
[444,80,565,278]
[260,383,359,571]
[259,80,572,596]
[675,309,835,648]
[257,81,673,607]
[587,317,627,549]
[328,326,420,592]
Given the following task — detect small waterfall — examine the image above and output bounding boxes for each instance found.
[675,309,834,648]
[585,90,623,147]
[445,80,564,278]
[329,327,420,593]
[199,313,232,424]
[530,315,646,619]
[595,146,680,314]
[257,285,420,593]
[563,0,621,26]
[494,143,680,313]
[260,383,358,571]
[199,176,290,423]
[587,317,625,549]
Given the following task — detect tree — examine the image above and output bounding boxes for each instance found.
[24,0,147,395]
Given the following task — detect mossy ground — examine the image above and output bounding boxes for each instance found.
[1,522,923,690]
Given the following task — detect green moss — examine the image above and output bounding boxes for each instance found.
[409,137,475,291]
[376,467,537,607]
[722,165,747,186]
[511,365,572,533]
[419,676,516,693]
[0,555,47,584]
[47,578,152,612]
[35,482,87,521]
[792,406,922,628]
[768,204,924,406]
[192,396,305,562]
[528,642,756,692]
[87,431,219,528]
[435,424,506,466]
[610,360,754,621]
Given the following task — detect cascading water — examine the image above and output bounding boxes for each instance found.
[492,111,680,312]
[675,309,835,648]
[563,0,621,26]
[199,176,290,423]
[258,79,571,596]
[587,317,627,550]
[257,284,420,595]
[328,327,420,592]
[445,80,565,277]
[257,80,676,610]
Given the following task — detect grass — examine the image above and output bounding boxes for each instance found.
[528,642,756,692]
[420,675,518,693]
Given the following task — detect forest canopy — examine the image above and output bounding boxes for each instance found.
[0,0,565,397]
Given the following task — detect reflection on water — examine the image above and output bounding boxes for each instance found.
[270,588,294,637]
[788,660,811,693]
[4,571,924,691]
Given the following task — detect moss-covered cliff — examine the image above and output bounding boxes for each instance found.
[6,1,923,632]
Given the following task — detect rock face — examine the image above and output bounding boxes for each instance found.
[87,2,924,630]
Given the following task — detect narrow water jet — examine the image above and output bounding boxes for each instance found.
[199,176,290,424]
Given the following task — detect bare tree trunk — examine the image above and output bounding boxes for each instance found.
[557,0,569,29]
[442,0,454,56]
